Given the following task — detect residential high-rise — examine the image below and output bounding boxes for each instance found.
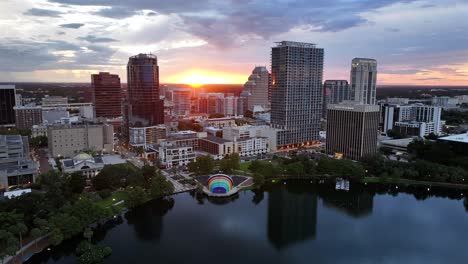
[243,66,271,111]
[322,80,350,118]
[14,106,43,130]
[350,58,377,105]
[270,41,324,149]
[92,72,122,118]
[125,54,164,146]
[326,103,380,160]
[166,87,192,116]
[0,85,16,126]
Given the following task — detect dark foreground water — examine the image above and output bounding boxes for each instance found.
[28,181,468,264]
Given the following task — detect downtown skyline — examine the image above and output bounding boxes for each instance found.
[0,0,468,85]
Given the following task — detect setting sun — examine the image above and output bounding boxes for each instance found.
[167,70,247,86]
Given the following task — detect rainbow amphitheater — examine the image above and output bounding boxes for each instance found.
[208,174,234,194]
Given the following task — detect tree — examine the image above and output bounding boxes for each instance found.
[69,172,87,194]
[30,135,48,149]
[219,153,240,174]
[30,228,42,249]
[76,241,112,264]
[141,165,157,183]
[83,228,93,243]
[252,173,265,187]
[125,186,148,208]
[188,156,214,175]
[0,230,18,264]
[134,146,144,156]
[149,175,175,199]
[50,228,64,246]
[387,128,404,139]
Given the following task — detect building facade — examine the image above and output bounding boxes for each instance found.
[322,80,350,118]
[157,142,196,168]
[48,124,114,157]
[170,88,192,116]
[243,66,271,111]
[382,104,443,136]
[350,58,377,105]
[0,85,16,126]
[92,72,122,118]
[271,41,324,149]
[41,96,68,106]
[0,135,37,190]
[129,125,167,146]
[14,106,43,130]
[326,103,380,160]
[125,54,164,147]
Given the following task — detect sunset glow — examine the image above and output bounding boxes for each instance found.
[167,70,248,86]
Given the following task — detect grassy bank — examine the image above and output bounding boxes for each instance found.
[362,177,468,189]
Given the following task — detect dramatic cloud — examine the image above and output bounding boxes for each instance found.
[78,35,118,43]
[0,0,467,84]
[23,7,64,17]
[60,23,85,29]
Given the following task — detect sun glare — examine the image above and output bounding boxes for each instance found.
[169,70,247,87]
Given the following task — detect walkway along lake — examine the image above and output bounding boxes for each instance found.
[26,180,468,264]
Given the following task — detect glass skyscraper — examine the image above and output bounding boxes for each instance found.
[270,41,324,149]
[125,54,164,146]
[350,58,378,105]
[0,85,16,126]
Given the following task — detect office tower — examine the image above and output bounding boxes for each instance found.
[243,66,271,111]
[14,106,43,130]
[197,93,225,115]
[125,54,164,146]
[0,85,16,126]
[322,80,350,118]
[326,103,380,160]
[350,58,377,105]
[270,41,324,149]
[92,72,122,118]
[224,96,239,116]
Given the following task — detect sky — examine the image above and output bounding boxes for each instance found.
[0,0,467,85]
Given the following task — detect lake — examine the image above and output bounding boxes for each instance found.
[27,181,468,264]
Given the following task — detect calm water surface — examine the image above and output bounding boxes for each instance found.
[28,182,468,264]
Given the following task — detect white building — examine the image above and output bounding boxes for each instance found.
[432,96,459,107]
[156,141,196,168]
[382,104,443,136]
[236,137,269,157]
[61,153,127,179]
[222,125,279,152]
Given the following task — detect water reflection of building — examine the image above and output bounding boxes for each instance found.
[321,189,374,218]
[267,185,317,250]
[125,198,174,241]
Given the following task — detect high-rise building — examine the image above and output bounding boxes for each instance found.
[197,93,225,115]
[166,87,192,116]
[243,66,271,111]
[270,41,324,149]
[326,103,380,160]
[14,106,43,130]
[224,96,239,116]
[322,80,350,118]
[350,58,377,105]
[92,72,122,118]
[125,54,164,146]
[41,96,68,106]
[0,85,16,126]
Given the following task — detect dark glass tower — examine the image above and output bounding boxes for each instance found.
[0,85,16,126]
[125,54,164,137]
[270,41,324,149]
[92,72,122,118]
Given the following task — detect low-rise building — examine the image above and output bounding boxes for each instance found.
[0,135,38,190]
[129,124,167,147]
[203,117,237,128]
[199,136,237,160]
[222,125,279,151]
[48,123,114,157]
[61,153,127,179]
[236,137,269,157]
[156,141,196,168]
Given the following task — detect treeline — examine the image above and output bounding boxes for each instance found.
[188,154,240,175]
[442,110,468,125]
[0,164,174,263]
[249,155,365,186]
